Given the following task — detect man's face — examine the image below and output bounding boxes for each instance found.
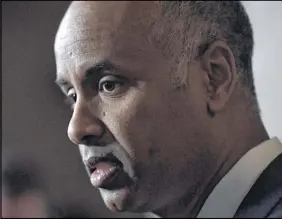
[55,1,214,213]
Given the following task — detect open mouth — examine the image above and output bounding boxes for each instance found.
[85,153,130,190]
[87,153,124,174]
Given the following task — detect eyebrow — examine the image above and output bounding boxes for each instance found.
[82,60,116,88]
[55,77,69,87]
[55,60,117,90]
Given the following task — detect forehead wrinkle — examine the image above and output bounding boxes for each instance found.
[56,27,161,73]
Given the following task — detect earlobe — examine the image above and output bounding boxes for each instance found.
[201,41,237,114]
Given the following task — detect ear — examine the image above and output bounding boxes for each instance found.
[201,40,238,114]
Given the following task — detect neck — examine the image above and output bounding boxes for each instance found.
[152,113,269,218]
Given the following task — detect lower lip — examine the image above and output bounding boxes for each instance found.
[90,162,122,188]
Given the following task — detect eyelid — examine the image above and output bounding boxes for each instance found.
[67,87,76,96]
[99,75,125,83]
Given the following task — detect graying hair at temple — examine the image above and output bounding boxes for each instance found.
[157,1,257,112]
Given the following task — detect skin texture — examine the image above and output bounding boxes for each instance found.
[54,1,269,217]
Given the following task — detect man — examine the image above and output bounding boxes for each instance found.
[54,1,282,218]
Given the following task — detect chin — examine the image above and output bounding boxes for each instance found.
[99,185,150,213]
[99,185,134,212]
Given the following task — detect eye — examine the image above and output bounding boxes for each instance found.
[67,88,77,103]
[99,76,126,96]
[101,81,121,92]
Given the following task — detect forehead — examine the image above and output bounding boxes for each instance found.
[54,1,161,54]
[54,1,164,81]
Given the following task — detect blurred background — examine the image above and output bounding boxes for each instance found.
[2,1,282,218]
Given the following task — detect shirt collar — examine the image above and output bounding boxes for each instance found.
[197,137,282,218]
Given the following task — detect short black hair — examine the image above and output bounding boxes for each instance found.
[156,1,257,108]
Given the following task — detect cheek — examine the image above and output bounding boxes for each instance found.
[100,87,167,162]
[102,85,203,167]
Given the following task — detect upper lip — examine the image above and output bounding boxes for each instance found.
[85,153,123,173]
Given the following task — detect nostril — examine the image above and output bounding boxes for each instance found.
[81,135,101,146]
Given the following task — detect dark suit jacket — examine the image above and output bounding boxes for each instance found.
[235,154,282,218]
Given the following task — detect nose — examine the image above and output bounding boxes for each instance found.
[67,102,104,146]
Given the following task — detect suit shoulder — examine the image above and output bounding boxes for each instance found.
[267,199,282,218]
[235,154,282,218]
